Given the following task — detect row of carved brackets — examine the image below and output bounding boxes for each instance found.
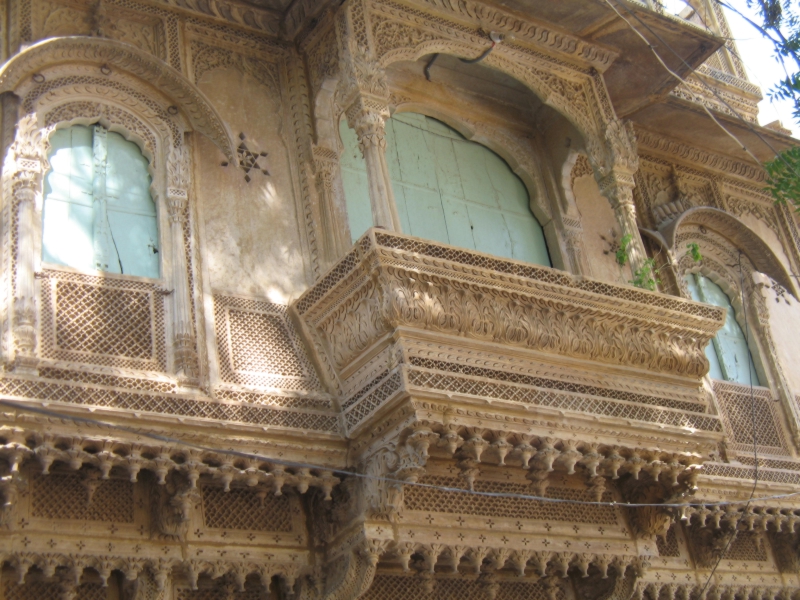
[682,504,800,534]
[0,551,301,596]
[0,429,341,510]
[393,422,705,497]
[376,542,646,580]
[630,581,797,600]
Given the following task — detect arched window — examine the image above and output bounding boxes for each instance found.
[42,124,160,279]
[685,273,761,386]
[339,112,551,266]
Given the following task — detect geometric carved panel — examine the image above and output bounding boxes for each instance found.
[405,475,618,525]
[40,270,166,371]
[201,485,294,531]
[214,295,320,391]
[362,575,553,600]
[31,474,135,522]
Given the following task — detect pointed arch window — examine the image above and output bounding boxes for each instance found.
[339,112,551,266]
[42,124,160,278]
[685,273,761,386]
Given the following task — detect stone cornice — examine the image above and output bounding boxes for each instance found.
[635,126,766,183]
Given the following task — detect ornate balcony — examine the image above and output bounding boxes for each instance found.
[294,229,726,456]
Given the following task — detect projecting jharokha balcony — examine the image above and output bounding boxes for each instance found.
[293,229,727,451]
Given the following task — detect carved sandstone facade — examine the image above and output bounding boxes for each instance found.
[0,0,799,598]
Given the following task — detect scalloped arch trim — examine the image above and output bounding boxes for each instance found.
[0,36,236,162]
[661,206,797,298]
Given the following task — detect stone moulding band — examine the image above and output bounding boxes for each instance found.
[0,375,340,432]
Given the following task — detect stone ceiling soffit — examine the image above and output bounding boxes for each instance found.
[661,207,798,298]
[0,36,237,162]
[587,6,721,117]
[158,0,282,35]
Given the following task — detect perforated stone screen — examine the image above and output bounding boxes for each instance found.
[40,270,166,371]
[201,485,293,531]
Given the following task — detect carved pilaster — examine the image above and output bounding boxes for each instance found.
[562,225,590,277]
[10,115,42,374]
[166,190,199,387]
[313,145,351,266]
[165,140,199,387]
[343,94,399,232]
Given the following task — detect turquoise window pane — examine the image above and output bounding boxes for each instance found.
[42,125,160,279]
[686,273,761,386]
[339,112,551,266]
[42,126,95,271]
[685,274,724,381]
[105,132,159,278]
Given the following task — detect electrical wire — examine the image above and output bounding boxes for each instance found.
[1,399,798,510]
[697,253,759,598]
[596,4,787,589]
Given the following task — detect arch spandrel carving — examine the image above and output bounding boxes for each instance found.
[662,206,797,299]
[0,36,236,162]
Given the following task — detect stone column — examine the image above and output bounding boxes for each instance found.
[10,115,42,373]
[345,97,400,231]
[599,170,647,275]
[167,190,199,387]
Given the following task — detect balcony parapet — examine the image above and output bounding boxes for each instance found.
[297,229,724,375]
[293,230,725,449]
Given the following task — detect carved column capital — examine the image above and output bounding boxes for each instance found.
[597,169,647,275]
[167,189,188,224]
[341,93,398,231]
[345,96,390,154]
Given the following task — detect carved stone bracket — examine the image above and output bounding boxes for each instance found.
[0,428,341,500]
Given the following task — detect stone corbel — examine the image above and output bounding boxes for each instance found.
[361,425,435,521]
[768,529,800,574]
[314,537,389,600]
[151,471,200,541]
[9,114,43,374]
